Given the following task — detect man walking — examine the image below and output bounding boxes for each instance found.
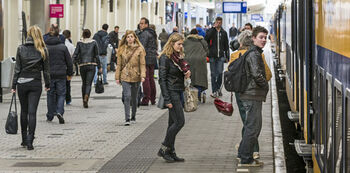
[229,23,238,41]
[137,17,158,105]
[108,26,119,72]
[93,24,109,85]
[204,17,229,98]
[45,25,73,124]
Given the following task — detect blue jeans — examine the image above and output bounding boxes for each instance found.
[94,55,107,84]
[238,100,263,163]
[121,81,140,121]
[209,57,225,93]
[47,79,66,119]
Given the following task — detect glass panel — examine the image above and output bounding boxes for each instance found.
[334,89,342,173]
[319,74,325,161]
[326,80,333,171]
[346,97,350,173]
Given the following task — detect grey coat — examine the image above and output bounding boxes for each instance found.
[184,34,209,90]
[137,28,157,65]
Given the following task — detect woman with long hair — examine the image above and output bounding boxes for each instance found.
[72,29,102,108]
[115,30,146,126]
[11,25,50,150]
[157,33,191,162]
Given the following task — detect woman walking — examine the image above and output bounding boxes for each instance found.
[115,30,146,126]
[11,26,50,150]
[184,29,209,103]
[157,33,191,162]
[72,29,102,108]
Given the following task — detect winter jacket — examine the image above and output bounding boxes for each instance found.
[108,31,119,49]
[229,49,272,81]
[72,38,101,69]
[45,36,74,79]
[12,38,50,89]
[229,27,238,37]
[115,44,146,82]
[196,27,206,38]
[240,45,269,101]
[158,31,169,44]
[159,54,185,105]
[204,27,229,60]
[184,34,209,89]
[93,30,108,55]
[137,28,158,65]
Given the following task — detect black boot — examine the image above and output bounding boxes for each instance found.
[157,145,175,163]
[21,131,27,147]
[83,94,89,108]
[27,135,34,150]
[170,149,185,162]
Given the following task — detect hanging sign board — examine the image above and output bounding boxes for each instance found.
[50,4,64,18]
[222,2,247,13]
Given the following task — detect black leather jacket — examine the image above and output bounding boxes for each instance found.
[240,45,269,101]
[12,38,50,89]
[72,39,101,69]
[159,54,185,105]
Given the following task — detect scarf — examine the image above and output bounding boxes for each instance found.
[170,52,190,74]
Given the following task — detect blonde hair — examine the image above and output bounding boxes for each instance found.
[238,30,253,49]
[159,33,184,58]
[117,30,144,57]
[27,26,47,59]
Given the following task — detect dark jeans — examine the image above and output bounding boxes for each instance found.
[122,81,140,120]
[66,80,71,103]
[80,65,96,98]
[209,57,225,93]
[17,80,42,136]
[238,100,263,163]
[47,78,66,119]
[74,62,79,75]
[141,64,156,104]
[194,85,206,100]
[163,90,185,149]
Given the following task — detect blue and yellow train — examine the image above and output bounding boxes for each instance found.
[271,0,350,172]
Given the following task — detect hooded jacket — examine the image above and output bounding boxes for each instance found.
[137,27,158,65]
[45,35,73,79]
[93,30,108,55]
[12,37,50,89]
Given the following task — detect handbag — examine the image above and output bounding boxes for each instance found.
[214,93,234,116]
[5,93,18,134]
[157,93,167,109]
[95,73,104,94]
[184,86,198,112]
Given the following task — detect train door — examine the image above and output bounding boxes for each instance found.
[297,0,304,132]
[292,0,299,112]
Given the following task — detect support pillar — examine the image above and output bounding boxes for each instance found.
[71,0,81,43]
[86,0,97,34]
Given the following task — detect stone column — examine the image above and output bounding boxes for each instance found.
[187,2,191,28]
[86,0,97,34]
[3,0,22,58]
[158,0,165,25]
[30,0,50,32]
[71,0,81,43]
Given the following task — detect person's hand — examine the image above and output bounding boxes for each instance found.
[45,88,50,91]
[99,68,102,73]
[11,89,16,93]
[185,70,191,79]
[67,76,73,81]
[141,78,145,83]
[167,104,173,109]
[116,80,120,85]
[213,22,218,28]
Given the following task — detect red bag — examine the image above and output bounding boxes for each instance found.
[214,93,233,116]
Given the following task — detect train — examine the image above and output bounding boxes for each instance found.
[271,0,350,172]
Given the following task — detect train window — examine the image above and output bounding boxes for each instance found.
[346,88,350,173]
[334,80,342,173]
[326,76,333,171]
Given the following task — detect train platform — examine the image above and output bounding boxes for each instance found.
[0,45,284,173]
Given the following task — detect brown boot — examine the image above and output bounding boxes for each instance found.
[83,94,89,108]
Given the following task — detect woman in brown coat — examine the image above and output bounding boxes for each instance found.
[115,30,146,126]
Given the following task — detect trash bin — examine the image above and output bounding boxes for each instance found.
[1,57,16,88]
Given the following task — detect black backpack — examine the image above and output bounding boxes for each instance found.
[224,49,253,93]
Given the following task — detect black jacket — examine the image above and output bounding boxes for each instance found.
[204,27,229,60]
[93,30,108,55]
[229,27,238,37]
[108,31,119,49]
[137,28,158,65]
[240,45,269,101]
[12,38,50,89]
[159,54,185,105]
[72,39,101,69]
[45,36,73,79]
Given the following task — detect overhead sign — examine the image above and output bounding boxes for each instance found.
[251,14,264,21]
[222,2,247,13]
[49,4,64,18]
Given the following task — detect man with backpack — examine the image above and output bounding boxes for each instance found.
[93,24,109,85]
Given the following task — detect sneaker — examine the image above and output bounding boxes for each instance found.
[46,115,54,122]
[253,152,260,159]
[103,82,109,85]
[56,113,65,124]
[210,92,218,98]
[124,120,130,126]
[238,159,264,167]
[140,102,149,106]
[66,101,71,105]
[218,91,223,97]
[130,117,136,124]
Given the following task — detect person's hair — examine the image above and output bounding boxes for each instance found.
[190,28,198,35]
[141,17,149,26]
[102,24,109,30]
[162,28,166,32]
[82,29,91,38]
[27,25,47,59]
[114,26,119,29]
[195,24,201,28]
[160,33,184,58]
[150,24,156,31]
[117,30,145,57]
[237,30,253,49]
[245,23,253,30]
[252,26,268,37]
[215,17,223,22]
[62,30,71,39]
[49,24,59,36]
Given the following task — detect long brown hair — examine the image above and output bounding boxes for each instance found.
[159,33,184,58]
[27,26,47,59]
[117,30,144,57]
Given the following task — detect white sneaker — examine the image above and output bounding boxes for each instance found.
[130,119,136,124]
[253,152,260,159]
[238,159,264,167]
[124,120,130,126]
[235,143,240,151]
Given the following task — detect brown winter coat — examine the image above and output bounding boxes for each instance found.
[115,44,146,82]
